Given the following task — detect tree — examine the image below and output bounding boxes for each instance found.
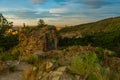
[37,19,45,27]
[0,14,18,51]
[0,13,12,36]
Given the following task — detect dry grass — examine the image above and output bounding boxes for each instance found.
[0,60,7,75]
[22,67,36,80]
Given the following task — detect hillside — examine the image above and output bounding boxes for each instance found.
[59,16,120,37]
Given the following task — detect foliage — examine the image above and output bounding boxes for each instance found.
[37,19,46,28]
[8,65,16,72]
[59,16,120,36]
[0,52,18,61]
[0,34,19,50]
[69,53,101,78]
[69,52,120,80]
[0,14,12,36]
[23,55,39,64]
[59,30,120,55]
[0,14,19,51]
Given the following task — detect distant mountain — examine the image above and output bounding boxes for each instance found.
[59,16,120,37]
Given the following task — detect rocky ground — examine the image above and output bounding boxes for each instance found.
[0,61,32,80]
[0,46,120,80]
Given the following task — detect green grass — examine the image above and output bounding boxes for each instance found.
[59,16,120,36]
[68,52,120,80]
[23,55,39,64]
[0,53,15,61]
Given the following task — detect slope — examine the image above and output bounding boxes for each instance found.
[59,16,120,37]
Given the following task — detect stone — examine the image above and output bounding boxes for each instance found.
[41,66,72,80]
[19,26,58,58]
[33,66,37,71]
[45,61,53,71]
[56,66,67,72]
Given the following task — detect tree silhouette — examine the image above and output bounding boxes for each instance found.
[0,13,13,35]
[0,14,18,51]
[37,19,45,27]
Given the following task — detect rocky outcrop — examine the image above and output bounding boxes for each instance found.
[41,66,72,80]
[19,26,58,58]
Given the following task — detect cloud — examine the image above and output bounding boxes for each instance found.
[0,8,10,12]
[30,0,67,4]
[4,15,19,19]
[49,8,69,13]
[30,0,45,4]
[79,0,111,9]
[30,0,114,9]
[3,9,58,19]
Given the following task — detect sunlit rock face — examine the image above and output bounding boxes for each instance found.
[19,26,58,57]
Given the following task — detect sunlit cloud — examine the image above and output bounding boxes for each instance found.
[4,15,19,19]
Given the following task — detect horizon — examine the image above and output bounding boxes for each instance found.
[0,0,120,27]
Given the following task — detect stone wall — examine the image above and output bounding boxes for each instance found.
[19,26,58,57]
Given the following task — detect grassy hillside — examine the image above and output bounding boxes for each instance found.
[59,30,120,54]
[59,17,120,53]
[59,16,120,37]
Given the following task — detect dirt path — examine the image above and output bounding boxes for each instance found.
[0,61,32,80]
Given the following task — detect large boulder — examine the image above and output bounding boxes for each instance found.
[19,26,58,58]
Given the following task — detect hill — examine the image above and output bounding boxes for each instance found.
[59,16,120,38]
[58,17,120,53]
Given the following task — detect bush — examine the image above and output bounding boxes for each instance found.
[68,52,120,80]
[24,55,38,64]
[69,52,101,79]
[0,53,16,61]
[10,46,20,60]
[8,65,16,72]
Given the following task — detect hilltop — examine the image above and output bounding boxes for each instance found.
[59,16,120,38]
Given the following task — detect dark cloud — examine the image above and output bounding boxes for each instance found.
[30,0,67,4]
[79,0,111,9]
[30,0,114,9]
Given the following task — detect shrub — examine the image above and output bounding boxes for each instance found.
[24,55,38,64]
[8,65,16,72]
[10,46,20,60]
[0,53,15,61]
[69,52,102,79]
[68,52,118,80]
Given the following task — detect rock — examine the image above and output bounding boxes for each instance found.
[41,66,72,80]
[33,66,37,71]
[19,26,58,59]
[75,75,82,80]
[56,66,67,72]
[45,61,53,71]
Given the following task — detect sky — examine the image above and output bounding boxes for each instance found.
[0,0,120,27]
